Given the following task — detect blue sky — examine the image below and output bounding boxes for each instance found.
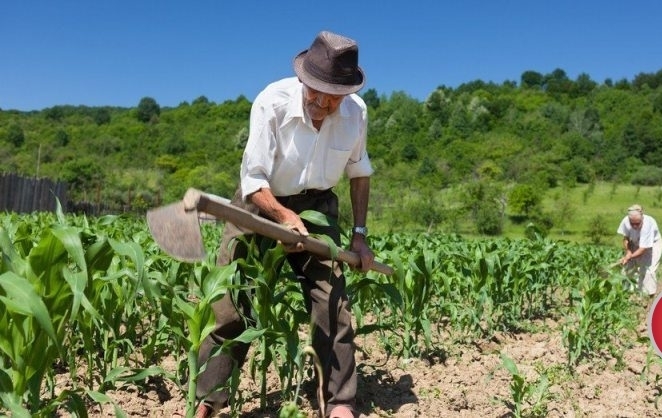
[2,1,661,111]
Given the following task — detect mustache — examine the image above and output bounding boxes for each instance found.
[304,101,328,111]
[305,95,331,107]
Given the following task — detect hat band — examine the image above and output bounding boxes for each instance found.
[303,59,359,86]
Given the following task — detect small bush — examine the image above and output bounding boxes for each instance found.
[476,204,503,235]
[585,214,611,245]
[631,166,662,186]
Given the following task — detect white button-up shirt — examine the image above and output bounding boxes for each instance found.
[617,214,661,250]
[240,77,373,200]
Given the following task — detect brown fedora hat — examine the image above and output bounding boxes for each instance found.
[293,31,365,95]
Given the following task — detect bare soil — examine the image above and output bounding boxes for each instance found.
[57,311,662,418]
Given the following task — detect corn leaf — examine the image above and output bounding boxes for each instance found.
[0,272,62,354]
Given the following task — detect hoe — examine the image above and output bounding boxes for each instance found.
[146,188,393,275]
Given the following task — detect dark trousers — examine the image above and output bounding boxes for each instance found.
[195,188,357,416]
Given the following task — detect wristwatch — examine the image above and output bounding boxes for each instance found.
[352,226,368,236]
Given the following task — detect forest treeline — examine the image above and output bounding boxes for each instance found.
[2,67,662,235]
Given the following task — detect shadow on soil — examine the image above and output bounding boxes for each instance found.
[217,365,418,417]
[355,367,417,415]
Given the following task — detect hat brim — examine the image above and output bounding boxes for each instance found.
[293,50,365,95]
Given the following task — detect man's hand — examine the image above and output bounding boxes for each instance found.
[249,188,309,252]
[278,208,309,237]
[280,240,305,252]
[620,250,634,265]
[350,235,374,272]
[277,207,309,252]
[274,209,308,253]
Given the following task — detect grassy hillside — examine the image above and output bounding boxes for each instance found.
[513,182,662,244]
[353,182,662,248]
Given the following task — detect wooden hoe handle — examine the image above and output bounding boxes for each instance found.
[189,189,394,276]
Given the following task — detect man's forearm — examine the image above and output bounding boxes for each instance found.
[248,188,286,221]
[350,177,370,227]
[248,187,309,236]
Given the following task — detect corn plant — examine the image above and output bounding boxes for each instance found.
[0,207,646,416]
[345,235,401,350]
[497,353,550,418]
[0,208,129,416]
[640,349,662,408]
[381,248,435,358]
[562,269,638,366]
[173,261,238,418]
[198,211,338,413]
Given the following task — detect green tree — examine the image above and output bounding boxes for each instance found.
[521,70,544,89]
[571,73,597,97]
[424,89,451,124]
[551,191,576,235]
[427,118,444,141]
[461,180,505,235]
[621,122,646,161]
[136,97,160,123]
[93,107,111,125]
[585,214,611,245]
[614,78,631,90]
[361,88,380,108]
[54,130,69,147]
[2,65,662,224]
[44,106,65,121]
[508,184,540,218]
[60,157,105,199]
[401,143,418,161]
[630,165,662,186]
[5,124,25,147]
[653,93,662,114]
[408,194,446,231]
[632,70,662,90]
[544,68,572,96]
[475,204,503,235]
[192,95,210,106]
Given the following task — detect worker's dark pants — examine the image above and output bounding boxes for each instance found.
[195,188,357,416]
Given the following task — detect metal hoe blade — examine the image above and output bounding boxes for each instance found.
[146,201,206,262]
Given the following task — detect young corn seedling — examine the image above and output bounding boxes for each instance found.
[562,267,637,366]
[498,353,550,418]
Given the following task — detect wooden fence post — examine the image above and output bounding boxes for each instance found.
[0,173,69,213]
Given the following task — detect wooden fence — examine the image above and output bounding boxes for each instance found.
[0,173,69,213]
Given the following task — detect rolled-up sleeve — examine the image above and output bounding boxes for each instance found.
[617,218,628,236]
[345,105,373,179]
[345,150,373,178]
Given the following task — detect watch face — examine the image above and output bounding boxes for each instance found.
[353,226,367,235]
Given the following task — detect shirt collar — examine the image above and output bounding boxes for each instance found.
[285,83,305,121]
[284,82,350,125]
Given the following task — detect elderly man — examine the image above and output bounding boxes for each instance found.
[618,204,662,295]
[193,31,374,418]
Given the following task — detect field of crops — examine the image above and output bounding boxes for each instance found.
[1,206,662,417]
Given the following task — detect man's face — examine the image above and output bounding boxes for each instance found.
[629,215,643,229]
[302,84,345,123]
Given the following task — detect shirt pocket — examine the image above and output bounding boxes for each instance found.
[325,148,351,183]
